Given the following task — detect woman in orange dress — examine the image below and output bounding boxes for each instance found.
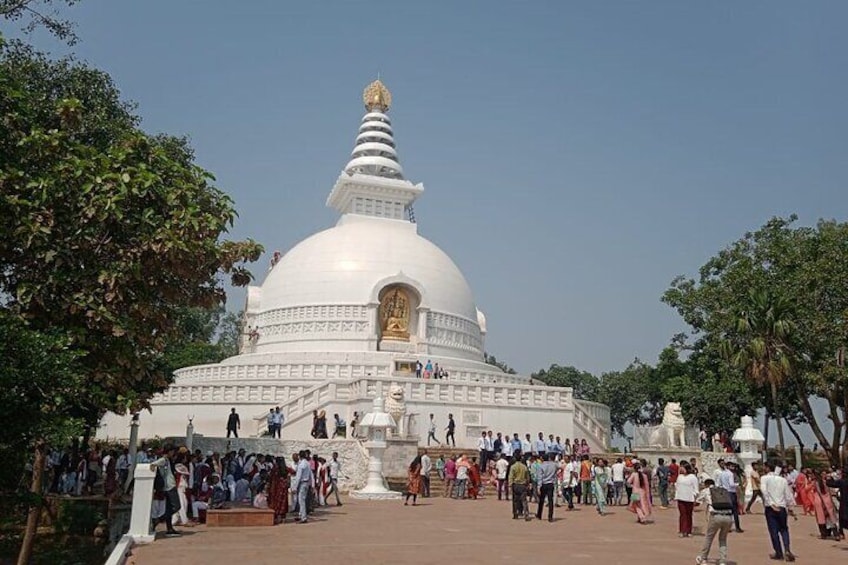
[794,469,814,515]
[268,457,290,524]
[405,456,422,506]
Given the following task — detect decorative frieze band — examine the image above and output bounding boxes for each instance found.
[426,311,483,354]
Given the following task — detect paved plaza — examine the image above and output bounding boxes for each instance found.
[130,495,845,565]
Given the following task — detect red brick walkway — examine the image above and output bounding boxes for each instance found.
[130,495,845,564]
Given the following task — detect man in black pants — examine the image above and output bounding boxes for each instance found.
[226,407,240,438]
[508,452,530,520]
[445,413,456,446]
[536,453,558,522]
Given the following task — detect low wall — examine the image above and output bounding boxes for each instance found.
[382,438,419,480]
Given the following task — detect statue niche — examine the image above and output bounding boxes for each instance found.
[379,286,411,341]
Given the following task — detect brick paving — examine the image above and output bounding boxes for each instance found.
[130,494,846,565]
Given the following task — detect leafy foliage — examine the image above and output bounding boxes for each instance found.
[483,352,517,374]
[0,1,80,44]
[0,313,85,489]
[0,39,262,426]
[532,364,599,401]
[663,216,848,465]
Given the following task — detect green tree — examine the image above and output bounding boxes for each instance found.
[664,216,848,465]
[162,307,241,375]
[0,313,86,565]
[0,1,80,44]
[595,359,663,438]
[659,344,760,437]
[722,289,794,451]
[532,364,599,401]
[0,39,262,427]
[484,352,517,374]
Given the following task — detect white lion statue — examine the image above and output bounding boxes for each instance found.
[384,385,407,438]
[648,402,687,448]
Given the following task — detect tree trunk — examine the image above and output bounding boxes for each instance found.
[763,412,769,450]
[17,440,46,565]
[771,381,786,454]
[798,393,839,466]
[784,417,804,451]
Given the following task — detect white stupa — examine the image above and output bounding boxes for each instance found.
[100,80,611,451]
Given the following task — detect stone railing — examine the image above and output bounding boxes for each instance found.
[248,375,593,444]
[174,359,528,387]
[573,399,611,449]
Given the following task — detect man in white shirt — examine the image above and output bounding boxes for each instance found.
[496,454,510,501]
[420,451,432,498]
[327,451,343,506]
[534,432,547,457]
[610,458,626,505]
[477,432,489,475]
[716,460,743,532]
[561,455,578,510]
[272,407,284,438]
[502,433,514,457]
[760,462,795,561]
[521,434,532,455]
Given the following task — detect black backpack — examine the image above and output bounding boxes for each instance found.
[710,486,733,511]
[153,466,165,492]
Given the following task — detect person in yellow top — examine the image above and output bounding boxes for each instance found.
[508,455,531,520]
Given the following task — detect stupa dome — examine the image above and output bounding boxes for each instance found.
[260,214,478,324]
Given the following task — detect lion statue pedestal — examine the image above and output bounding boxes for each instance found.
[648,402,687,448]
[632,402,701,469]
[384,384,408,438]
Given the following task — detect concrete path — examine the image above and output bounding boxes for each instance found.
[130,495,846,564]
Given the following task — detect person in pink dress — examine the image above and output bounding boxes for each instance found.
[808,469,839,539]
[627,462,653,524]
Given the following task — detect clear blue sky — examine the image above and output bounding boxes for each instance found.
[11,1,848,378]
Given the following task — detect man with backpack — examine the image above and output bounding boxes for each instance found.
[695,478,734,565]
[716,459,743,532]
[150,444,182,537]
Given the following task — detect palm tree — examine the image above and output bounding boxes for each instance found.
[722,289,794,453]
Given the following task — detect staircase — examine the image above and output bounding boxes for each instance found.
[414,446,485,496]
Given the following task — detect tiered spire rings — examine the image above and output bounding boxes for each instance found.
[344,79,404,180]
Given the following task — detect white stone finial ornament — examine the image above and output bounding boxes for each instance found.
[733,415,766,504]
[351,396,402,500]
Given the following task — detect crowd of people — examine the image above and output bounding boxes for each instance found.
[145,443,345,536]
[400,429,848,565]
[36,445,132,498]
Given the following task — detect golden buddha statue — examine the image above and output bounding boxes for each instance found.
[380,287,410,340]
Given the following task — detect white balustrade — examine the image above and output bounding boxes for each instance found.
[127,464,156,544]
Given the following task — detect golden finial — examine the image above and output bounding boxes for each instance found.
[363,79,392,112]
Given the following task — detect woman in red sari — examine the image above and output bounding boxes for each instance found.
[268,457,290,525]
[467,458,481,499]
[405,456,422,506]
[794,469,814,515]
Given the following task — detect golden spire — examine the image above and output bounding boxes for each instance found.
[363,79,392,112]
